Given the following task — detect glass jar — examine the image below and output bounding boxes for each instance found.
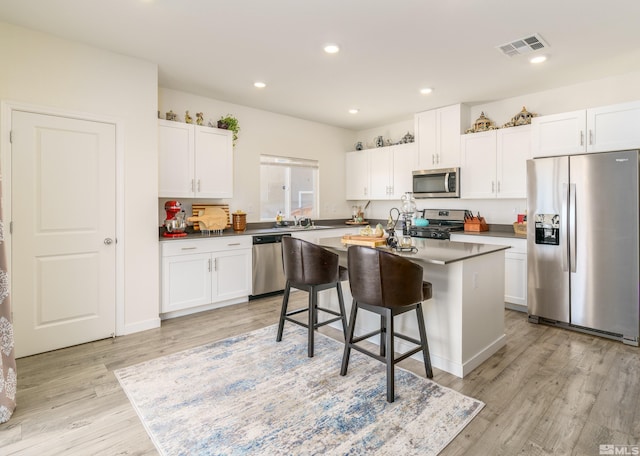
[400,192,417,214]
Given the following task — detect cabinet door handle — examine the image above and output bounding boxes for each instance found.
[492,181,495,193]
[432,154,435,165]
[181,247,197,250]
[197,179,201,192]
[227,242,241,246]
[208,258,212,272]
[191,179,195,192]
[497,181,501,193]
[589,129,593,145]
[213,258,217,271]
[580,130,584,146]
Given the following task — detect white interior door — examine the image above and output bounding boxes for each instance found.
[11,110,116,358]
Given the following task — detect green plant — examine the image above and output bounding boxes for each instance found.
[218,115,240,146]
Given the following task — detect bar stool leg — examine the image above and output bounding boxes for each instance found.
[340,300,358,376]
[379,315,386,357]
[276,281,291,342]
[336,282,348,340]
[385,308,395,403]
[308,286,316,357]
[415,303,433,378]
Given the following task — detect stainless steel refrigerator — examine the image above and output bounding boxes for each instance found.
[527,150,639,345]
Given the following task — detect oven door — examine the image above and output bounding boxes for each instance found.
[413,167,460,198]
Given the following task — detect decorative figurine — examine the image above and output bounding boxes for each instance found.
[502,106,537,128]
[465,112,497,134]
[401,131,415,143]
[185,110,193,124]
[165,110,177,121]
[375,136,384,147]
[355,141,363,150]
[196,112,204,126]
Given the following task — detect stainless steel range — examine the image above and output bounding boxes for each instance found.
[410,209,468,240]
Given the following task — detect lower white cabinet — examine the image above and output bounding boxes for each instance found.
[450,233,527,310]
[161,236,252,317]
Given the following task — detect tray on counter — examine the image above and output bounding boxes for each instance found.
[341,235,387,247]
[345,220,369,225]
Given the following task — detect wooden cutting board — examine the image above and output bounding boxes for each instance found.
[187,207,228,231]
[341,235,387,247]
[192,204,230,230]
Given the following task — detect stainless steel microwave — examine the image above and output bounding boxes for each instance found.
[412,167,460,198]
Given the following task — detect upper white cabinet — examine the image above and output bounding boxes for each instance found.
[158,119,233,198]
[531,100,640,157]
[415,104,469,169]
[497,126,532,198]
[369,143,417,200]
[345,149,370,200]
[346,143,417,200]
[461,125,531,199]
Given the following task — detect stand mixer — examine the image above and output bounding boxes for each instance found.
[162,200,187,237]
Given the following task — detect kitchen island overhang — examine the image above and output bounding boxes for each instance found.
[316,237,509,378]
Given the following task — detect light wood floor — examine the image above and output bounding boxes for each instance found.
[1,293,638,455]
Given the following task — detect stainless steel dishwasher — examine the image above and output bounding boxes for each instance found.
[250,233,290,299]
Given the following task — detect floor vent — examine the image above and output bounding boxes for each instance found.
[497,33,549,57]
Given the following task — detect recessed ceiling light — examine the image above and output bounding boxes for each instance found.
[420,87,433,95]
[323,44,340,54]
[530,55,547,64]
[254,81,266,88]
[348,108,359,114]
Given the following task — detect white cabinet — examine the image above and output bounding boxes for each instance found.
[369,143,417,200]
[415,104,469,169]
[161,236,252,317]
[345,149,370,199]
[450,234,527,309]
[158,119,233,198]
[531,100,640,157]
[461,125,531,199]
[346,143,417,201]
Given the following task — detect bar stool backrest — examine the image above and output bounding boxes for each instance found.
[347,245,424,308]
[282,236,340,286]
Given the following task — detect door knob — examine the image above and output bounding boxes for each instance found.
[104,238,113,245]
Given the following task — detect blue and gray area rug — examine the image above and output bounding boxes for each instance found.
[115,325,484,455]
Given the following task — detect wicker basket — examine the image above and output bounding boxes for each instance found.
[513,222,527,236]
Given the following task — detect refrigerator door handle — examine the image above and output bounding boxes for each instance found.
[562,183,569,272]
[569,183,577,273]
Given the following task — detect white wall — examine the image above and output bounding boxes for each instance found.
[355,70,640,224]
[158,88,356,223]
[0,22,160,334]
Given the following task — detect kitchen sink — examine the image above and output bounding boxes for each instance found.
[273,225,332,231]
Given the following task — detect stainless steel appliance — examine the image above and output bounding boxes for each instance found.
[409,209,467,239]
[527,150,639,345]
[412,167,460,198]
[250,233,290,299]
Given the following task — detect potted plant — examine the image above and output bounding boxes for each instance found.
[217,115,240,146]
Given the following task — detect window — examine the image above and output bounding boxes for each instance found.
[260,155,319,221]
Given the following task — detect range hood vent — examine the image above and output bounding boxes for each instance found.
[497,33,549,57]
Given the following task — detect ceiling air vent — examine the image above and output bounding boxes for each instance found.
[497,33,549,57]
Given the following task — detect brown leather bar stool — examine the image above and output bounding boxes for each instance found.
[340,245,433,402]
[276,236,349,357]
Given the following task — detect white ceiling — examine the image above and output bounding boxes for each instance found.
[1,0,640,130]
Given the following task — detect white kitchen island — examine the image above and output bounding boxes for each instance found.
[317,237,509,378]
